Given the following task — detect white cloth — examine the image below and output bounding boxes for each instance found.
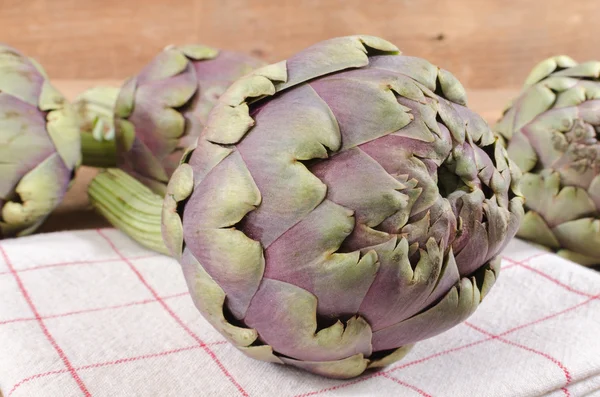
[1,229,599,397]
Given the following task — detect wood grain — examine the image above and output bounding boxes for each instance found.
[1,0,598,88]
[38,80,518,233]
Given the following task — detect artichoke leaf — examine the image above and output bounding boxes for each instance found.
[238,345,284,364]
[367,344,414,369]
[280,354,370,380]
[371,275,482,351]
[180,249,259,347]
[2,153,69,235]
[553,218,600,259]
[114,77,138,118]
[517,211,561,249]
[46,107,81,169]
[524,55,577,86]
[277,35,398,91]
[244,279,373,363]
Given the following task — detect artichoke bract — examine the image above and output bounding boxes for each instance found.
[163,35,524,378]
[74,86,120,168]
[114,45,265,195]
[495,56,600,266]
[0,44,80,238]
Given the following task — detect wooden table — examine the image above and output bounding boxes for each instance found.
[39,81,520,233]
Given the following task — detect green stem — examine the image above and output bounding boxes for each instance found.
[88,169,170,255]
[80,131,117,168]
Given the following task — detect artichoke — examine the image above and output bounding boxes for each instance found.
[158,35,524,378]
[0,44,80,238]
[114,45,265,195]
[495,56,600,266]
[74,86,120,168]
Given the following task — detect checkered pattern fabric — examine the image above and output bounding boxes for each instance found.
[1,229,600,397]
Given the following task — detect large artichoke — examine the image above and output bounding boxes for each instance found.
[160,35,524,378]
[0,44,80,238]
[495,56,600,266]
[114,45,264,195]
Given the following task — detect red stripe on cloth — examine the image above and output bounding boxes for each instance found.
[504,257,596,298]
[77,342,228,371]
[295,371,432,397]
[96,230,249,397]
[501,252,550,265]
[499,253,549,271]
[0,245,91,397]
[465,322,571,396]
[8,341,228,395]
[7,369,70,396]
[502,263,518,270]
[0,291,190,327]
[497,293,600,337]
[0,254,160,276]
[394,338,490,370]
[0,316,37,326]
[380,373,432,397]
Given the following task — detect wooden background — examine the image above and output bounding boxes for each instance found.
[2,0,598,232]
[1,0,599,89]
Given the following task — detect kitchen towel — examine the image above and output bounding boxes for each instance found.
[1,229,599,397]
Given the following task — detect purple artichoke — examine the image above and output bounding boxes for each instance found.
[114,45,265,195]
[161,35,524,378]
[0,44,80,238]
[495,56,600,266]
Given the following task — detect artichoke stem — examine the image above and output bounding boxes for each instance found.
[88,168,170,255]
[80,132,117,168]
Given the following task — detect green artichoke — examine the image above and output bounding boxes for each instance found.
[114,45,265,195]
[74,86,120,168]
[159,35,524,378]
[495,56,600,266]
[0,44,80,238]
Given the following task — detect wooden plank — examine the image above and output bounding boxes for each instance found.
[38,80,519,233]
[1,0,599,88]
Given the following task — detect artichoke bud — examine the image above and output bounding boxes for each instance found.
[0,44,80,239]
[112,44,266,196]
[495,55,600,266]
[164,35,525,378]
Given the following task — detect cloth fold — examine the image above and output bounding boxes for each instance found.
[1,229,599,397]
